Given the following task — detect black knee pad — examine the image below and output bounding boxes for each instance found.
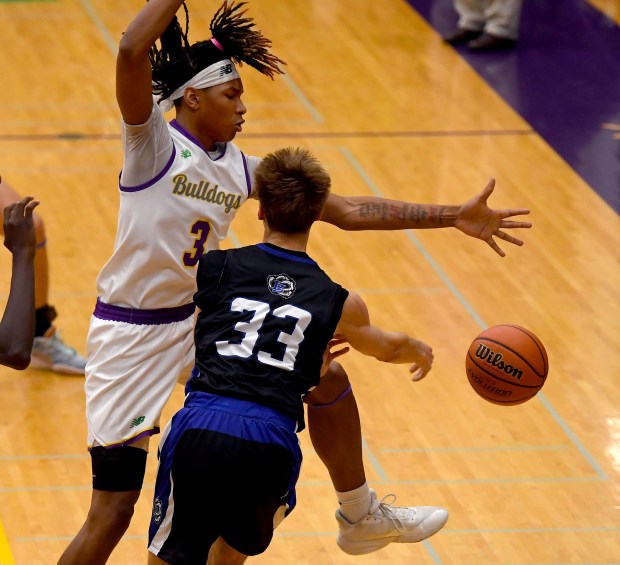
[91,446,147,491]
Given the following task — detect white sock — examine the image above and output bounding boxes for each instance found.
[336,482,372,523]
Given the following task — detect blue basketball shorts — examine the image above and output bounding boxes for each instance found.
[148,392,302,564]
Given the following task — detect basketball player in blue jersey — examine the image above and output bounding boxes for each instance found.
[0,193,38,369]
[147,147,446,564]
[58,2,532,564]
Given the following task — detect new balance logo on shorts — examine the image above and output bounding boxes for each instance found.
[130,415,145,428]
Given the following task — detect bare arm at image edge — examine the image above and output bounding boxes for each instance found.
[0,195,39,369]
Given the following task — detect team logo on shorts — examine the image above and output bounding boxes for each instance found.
[130,415,145,428]
[267,274,296,298]
[152,498,163,524]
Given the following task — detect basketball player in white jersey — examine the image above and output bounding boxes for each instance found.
[58,2,532,564]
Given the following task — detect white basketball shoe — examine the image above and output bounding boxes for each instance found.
[336,490,448,555]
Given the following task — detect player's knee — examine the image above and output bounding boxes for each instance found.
[89,492,138,534]
[304,361,352,407]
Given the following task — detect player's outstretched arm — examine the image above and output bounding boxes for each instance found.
[336,291,434,381]
[320,178,531,257]
[0,195,39,369]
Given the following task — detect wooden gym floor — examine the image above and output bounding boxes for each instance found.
[0,0,618,564]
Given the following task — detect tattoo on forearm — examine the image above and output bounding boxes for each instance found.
[390,204,407,221]
[406,205,429,224]
[435,206,450,226]
[359,202,390,221]
[358,202,450,225]
[408,205,450,225]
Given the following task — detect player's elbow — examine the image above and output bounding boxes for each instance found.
[320,213,359,231]
[320,196,364,231]
[117,35,148,65]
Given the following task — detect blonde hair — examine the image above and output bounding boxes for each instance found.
[255,147,331,233]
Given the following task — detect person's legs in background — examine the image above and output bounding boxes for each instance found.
[470,0,523,49]
[444,0,486,45]
[444,0,522,51]
[0,179,87,375]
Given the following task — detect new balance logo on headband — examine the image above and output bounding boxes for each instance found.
[219,64,233,77]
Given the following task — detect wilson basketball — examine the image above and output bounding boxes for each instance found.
[465,324,548,406]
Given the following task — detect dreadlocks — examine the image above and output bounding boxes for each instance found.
[150,1,286,102]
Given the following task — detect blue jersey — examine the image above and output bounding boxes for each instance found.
[190,243,349,430]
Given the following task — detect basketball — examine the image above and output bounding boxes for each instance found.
[465,324,548,406]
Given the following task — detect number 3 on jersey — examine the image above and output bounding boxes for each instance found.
[183,219,212,267]
[216,297,312,371]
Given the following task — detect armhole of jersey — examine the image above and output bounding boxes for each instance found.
[119,145,176,193]
[241,152,252,198]
[214,254,228,292]
[195,251,228,311]
[119,101,174,192]
[327,286,350,339]
[334,286,349,323]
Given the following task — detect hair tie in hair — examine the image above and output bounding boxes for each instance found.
[157,59,240,112]
[210,37,225,52]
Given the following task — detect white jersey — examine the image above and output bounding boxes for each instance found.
[96,102,260,309]
[86,104,260,447]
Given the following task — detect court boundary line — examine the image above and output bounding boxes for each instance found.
[0,128,535,142]
[0,474,606,494]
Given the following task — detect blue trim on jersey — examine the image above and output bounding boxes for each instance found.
[119,145,177,192]
[257,243,318,265]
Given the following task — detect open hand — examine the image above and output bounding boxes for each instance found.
[455,179,532,257]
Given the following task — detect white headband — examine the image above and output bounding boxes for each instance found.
[157,59,240,112]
